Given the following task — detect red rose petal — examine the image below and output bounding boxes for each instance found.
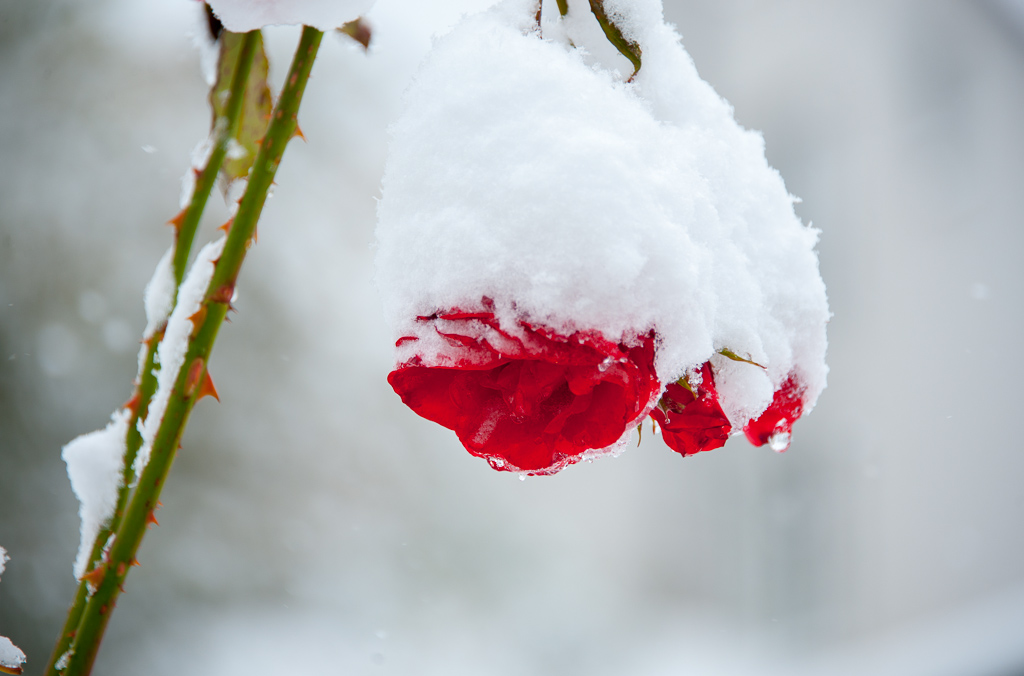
[653,363,732,457]
[388,303,659,474]
[743,375,805,451]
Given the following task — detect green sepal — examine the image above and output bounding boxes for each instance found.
[717,348,766,369]
[211,31,272,186]
[588,0,642,77]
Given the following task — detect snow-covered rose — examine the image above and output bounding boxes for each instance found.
[376,0,829,471]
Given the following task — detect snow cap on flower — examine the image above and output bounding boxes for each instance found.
[376,0,829,469]
[207,0,374,32]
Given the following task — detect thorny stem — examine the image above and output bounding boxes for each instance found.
[42,30,260,676]
[53,27,322,676]
[171,32,259,287]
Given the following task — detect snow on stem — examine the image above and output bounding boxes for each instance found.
[0,547,26,675]
[52,26,322,676]
[42,30,261,676]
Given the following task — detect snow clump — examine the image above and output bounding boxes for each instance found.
[62,410,130,578]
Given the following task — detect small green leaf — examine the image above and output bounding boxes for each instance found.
[338,18,372,51]
[717,348,766,369]
[211,31,272,186]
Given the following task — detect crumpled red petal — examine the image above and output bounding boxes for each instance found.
[743,374,804,451]
[388,305,659,474]
[650,362,731,457]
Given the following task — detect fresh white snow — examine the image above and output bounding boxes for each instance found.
[376,0,829,437]
[134,237,225,480]
[207,0,374,32]
[62,410,130,579]
[144,245,176,339]
[0,547,25,673]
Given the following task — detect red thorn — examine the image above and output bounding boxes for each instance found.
[210,283,235,305]
[131,557,141,567]
[293,124,307,143]
[218,217,234,234]
[116,562,126,577]
[188,305,208,332]
[123,391,141,414]
[146,510,160,527]
[79,564,106,586]
[184,357,206,398]
[167,209,187,232]
[197,371,220,402]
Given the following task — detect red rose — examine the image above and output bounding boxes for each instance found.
[387,300,660,474]
[650,362,732,457]
[743,374,804,452]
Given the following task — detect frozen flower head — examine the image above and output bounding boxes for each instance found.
[206,0,373,32]
[375,0,829,473]
[388,299,659,474]
[652,362,732,457]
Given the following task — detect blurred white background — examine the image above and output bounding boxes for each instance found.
[2,1,1024,674]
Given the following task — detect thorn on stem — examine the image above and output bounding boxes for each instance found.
[122,391,141,414]
[188,305,208,333]
[146,510,160,528]
[167,209,187,232]
[184,358,207,399]
[197,371,220,402]
[79,564,106,587]
[210,283,235,306]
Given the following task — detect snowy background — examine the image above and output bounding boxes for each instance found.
[2,1,1024,674]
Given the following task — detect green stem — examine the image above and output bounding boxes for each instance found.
[172,31,260,286]
[43,30,260,676]
[57,26,323,676]
[588,0,641,76]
